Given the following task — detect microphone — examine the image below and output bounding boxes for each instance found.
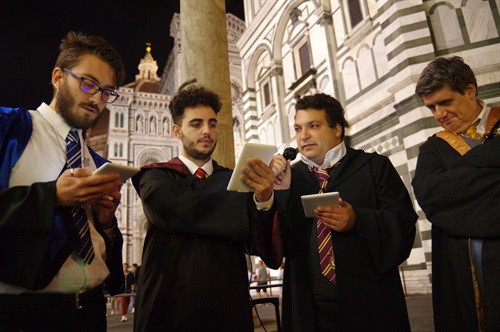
[273,147,298,176]
[283,147,298,161]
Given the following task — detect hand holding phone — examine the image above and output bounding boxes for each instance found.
[301,192,340,217]
[92,163,140,182]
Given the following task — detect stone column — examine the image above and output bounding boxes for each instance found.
[180,0,235,168]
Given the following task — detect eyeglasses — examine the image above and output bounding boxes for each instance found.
[63,68,119,103]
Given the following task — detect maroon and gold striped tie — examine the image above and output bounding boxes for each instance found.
[311,166,336,284]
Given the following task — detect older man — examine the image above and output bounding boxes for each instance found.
[412,56,500,332]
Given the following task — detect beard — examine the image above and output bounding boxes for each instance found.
[56,80,98,130]
[181,134,216,161]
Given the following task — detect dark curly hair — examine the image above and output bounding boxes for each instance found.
[169,86,222,125]
[415,56,477,97]
[295,93,347,139]
[54,31,126,88]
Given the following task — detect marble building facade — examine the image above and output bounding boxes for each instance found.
[88,0,500,293]
[236,0,500,292]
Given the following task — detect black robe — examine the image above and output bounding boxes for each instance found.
[412,135,500,332]
[276,146,417,332]
[132,158,282,332]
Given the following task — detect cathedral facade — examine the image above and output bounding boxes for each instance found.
[88,0,500,293]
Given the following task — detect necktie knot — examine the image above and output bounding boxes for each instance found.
[66,129,82,169]
[194,167,207,179]
[66,128,80,144]
[314,168,330,181]
[311,166,332,193]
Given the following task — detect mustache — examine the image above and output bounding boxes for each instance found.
[198,136,214,143]
[80,102,99,112]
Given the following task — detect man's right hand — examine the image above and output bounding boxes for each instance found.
[55,168,123,207]
[272,155,291,190]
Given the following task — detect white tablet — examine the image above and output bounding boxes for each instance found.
[301,192,339,218]
[227,143,277,192]
[92,163,141,182]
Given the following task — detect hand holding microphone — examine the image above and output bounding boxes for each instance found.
[271,147,297,190]
[283,147,298,161]
[272,147,297,175]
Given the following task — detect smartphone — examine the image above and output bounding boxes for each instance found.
[301,192,340,217]
[92,163,140,182]
[227,143,277,192]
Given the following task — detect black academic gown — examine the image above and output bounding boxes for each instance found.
[412,135,500,332]
[276,146,417,332]
[132,158,282,332]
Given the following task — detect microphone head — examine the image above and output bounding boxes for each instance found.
[283,147,298,161]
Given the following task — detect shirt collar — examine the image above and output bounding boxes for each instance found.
[37,102,78,140]
[178,154,213,177]
[474,101,488,134]
[300,141,347,170]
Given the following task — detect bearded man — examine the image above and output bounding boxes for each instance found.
[0,31,125,332]
[132,86,283,332]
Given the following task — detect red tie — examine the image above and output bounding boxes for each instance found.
[194,168,206,179]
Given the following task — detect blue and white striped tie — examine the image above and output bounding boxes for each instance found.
[66,129,95,265]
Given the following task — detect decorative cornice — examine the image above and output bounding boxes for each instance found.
[289,67,317,90]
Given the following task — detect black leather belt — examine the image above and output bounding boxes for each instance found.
[0,284,104,310]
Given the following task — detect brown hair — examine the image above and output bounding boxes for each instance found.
[169,86,222,125]
[415,56,477,97]
[54,31,125,88]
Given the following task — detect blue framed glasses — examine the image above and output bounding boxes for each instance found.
[63,68,119,103]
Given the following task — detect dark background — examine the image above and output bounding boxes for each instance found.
[0,0,244,109]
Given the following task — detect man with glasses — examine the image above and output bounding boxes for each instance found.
[0,31,126,331]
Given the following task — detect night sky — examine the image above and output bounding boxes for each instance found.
[0,0,244,110]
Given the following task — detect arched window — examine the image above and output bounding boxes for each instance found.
[296,40,311,78]
[430,3,463,50]
[347,0,363,29]
[342,58,360,99]
[463,0,498,43]
[373,33,389,78]
[358,45,376,90]
[342,0,367,34]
